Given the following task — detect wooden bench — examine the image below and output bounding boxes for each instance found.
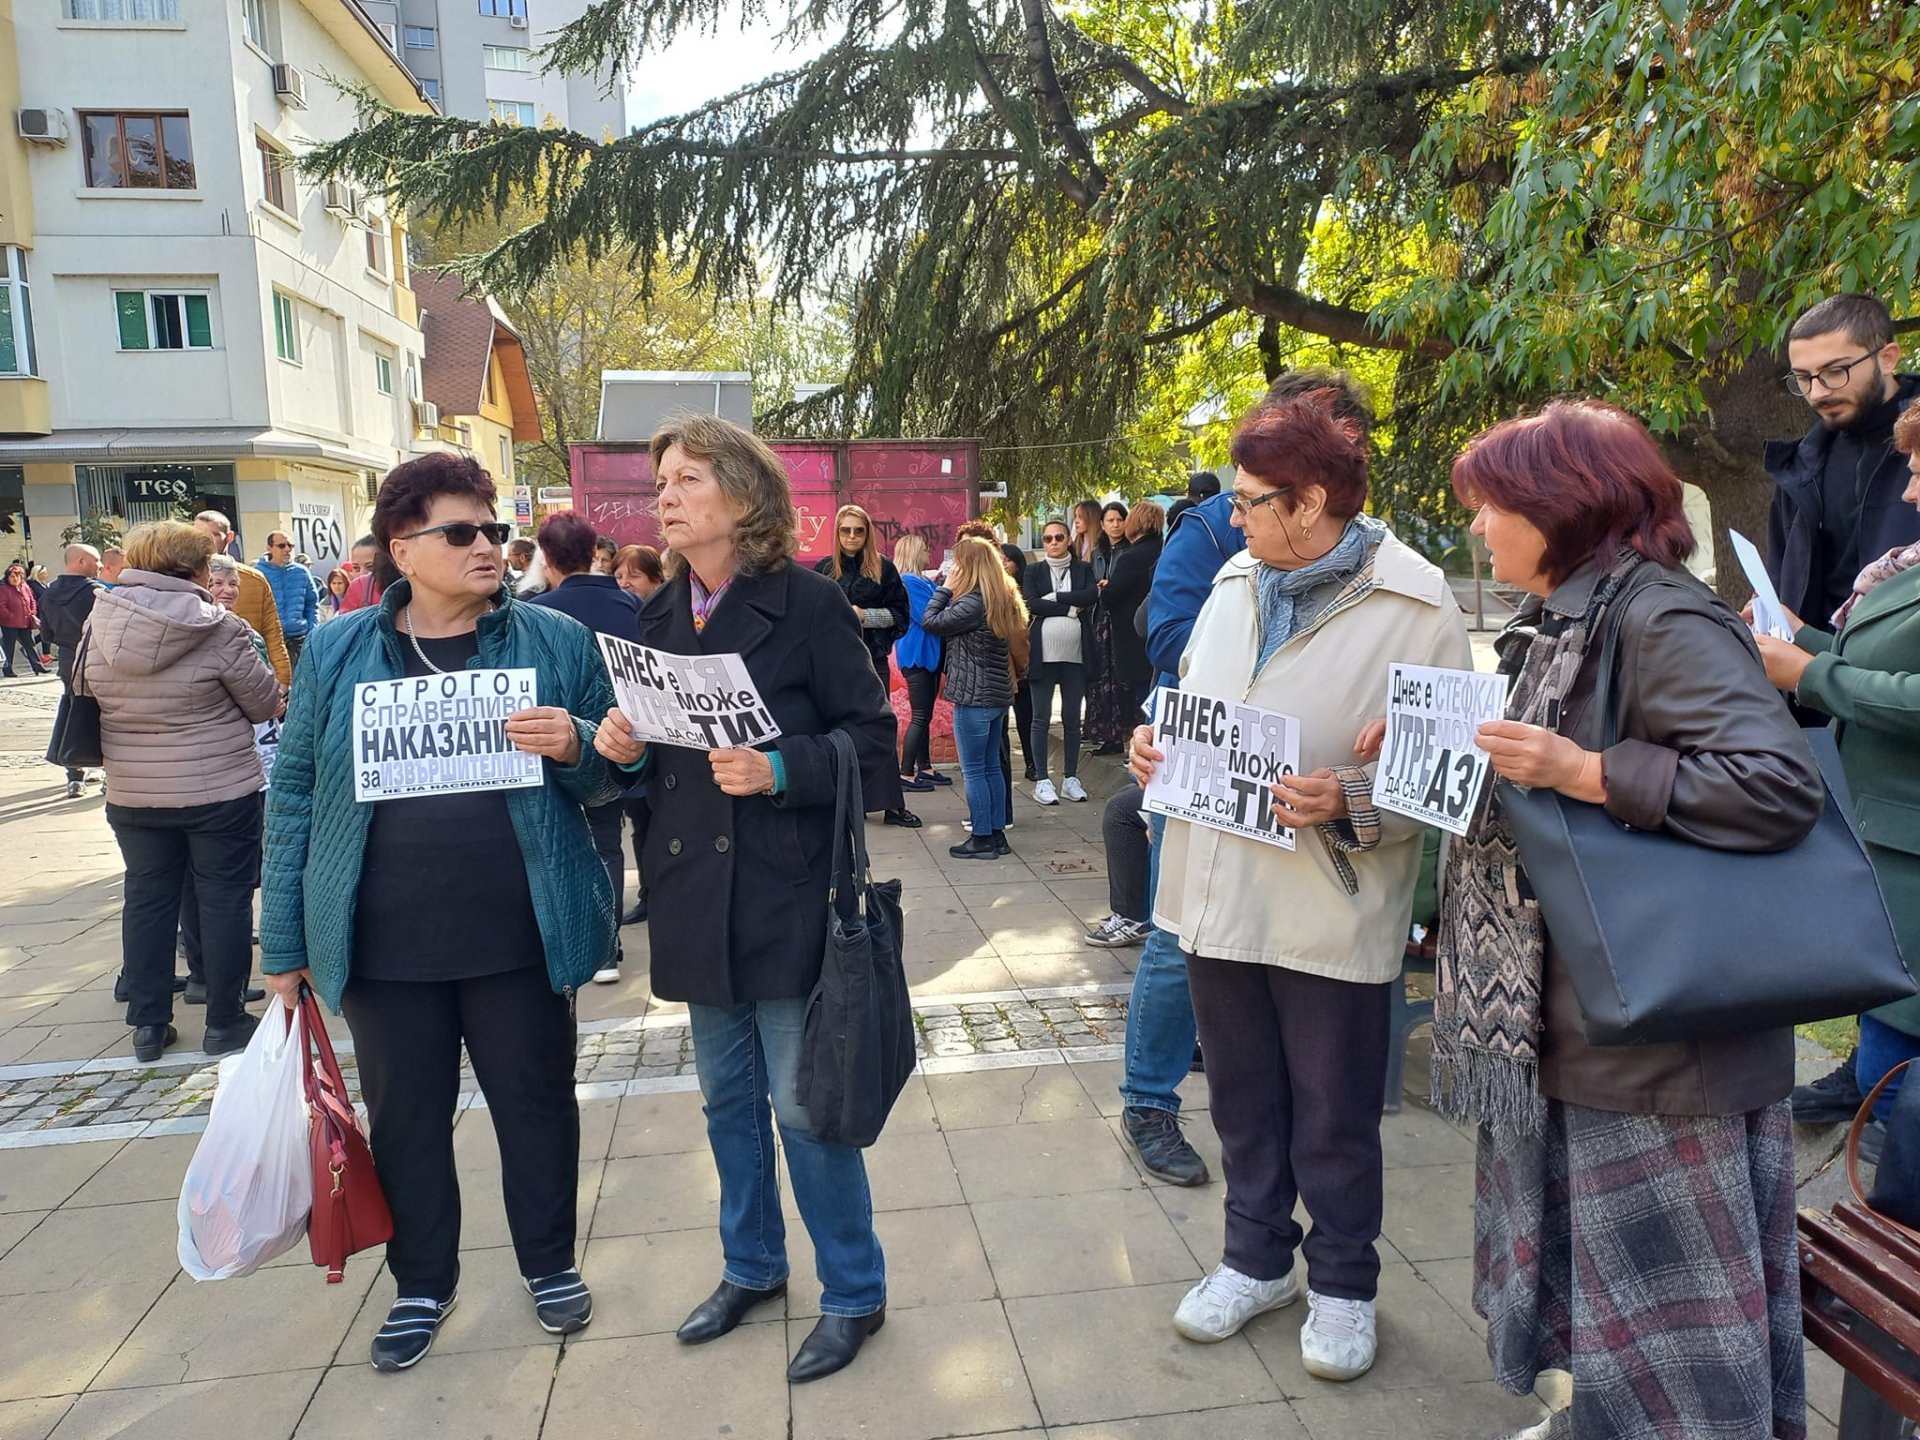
[1798,1200,1920,1438]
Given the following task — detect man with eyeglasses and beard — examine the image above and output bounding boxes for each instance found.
[1766,294,1920,1135]
[1767,293,1920,638]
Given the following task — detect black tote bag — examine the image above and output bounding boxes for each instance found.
[1502,577,1913,1046]
[794,730,914,1147]
[44,627,103,770]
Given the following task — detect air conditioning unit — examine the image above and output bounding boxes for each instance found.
[272,63,307,109]
[15,108,69,145]
[507,14,527,27]
[413,399,441,429]
[322,180,359,217]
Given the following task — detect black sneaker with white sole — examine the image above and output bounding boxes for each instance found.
[525,1268,593,1334]
[370,1293,457,1371]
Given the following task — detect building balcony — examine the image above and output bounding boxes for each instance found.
[0,376,51,437]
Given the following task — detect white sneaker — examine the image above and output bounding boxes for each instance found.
[1033,778,1060,805]
[1060,775,1088,802]
[592,962,620,984]
[1299,1290,1376,1380]
[1172,1263,1299,1342]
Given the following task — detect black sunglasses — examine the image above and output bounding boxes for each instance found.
[400,521,513,547]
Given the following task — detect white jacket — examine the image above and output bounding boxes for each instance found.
[1152,531,1471,982]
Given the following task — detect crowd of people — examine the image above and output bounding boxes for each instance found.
[16,288,1919,1437]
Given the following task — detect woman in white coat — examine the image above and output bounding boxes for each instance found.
[1131,392,1471,1381]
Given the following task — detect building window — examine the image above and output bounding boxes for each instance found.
[0,249,37,377]
[115,290,214,351]
[376,20,397,47]
[80,111,195,190]
[273,290,299,364]
[405,357,420,399]
[420,78,441,101]
[499,436,512,478]
[483,44,531,69]
[240,0,270,49]
[489,99,536,126]
[478,0,526,15]
[257,135,291,213]
[365,220,389,277]
[403,24,434,46]
[65,0,181,19]
[375,353,394,395]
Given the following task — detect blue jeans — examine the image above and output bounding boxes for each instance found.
[1858,1012,1920,1123]
[952,704,1008,837]
[687,997,886,1316]
[1121,812,1197,1115]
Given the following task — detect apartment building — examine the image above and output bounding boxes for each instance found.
[356,0,625,138]
[0,0,437,575]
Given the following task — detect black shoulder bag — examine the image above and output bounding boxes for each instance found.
[1501,576,1914,1045]
[794,730,914,1146]
[45,626,103,771]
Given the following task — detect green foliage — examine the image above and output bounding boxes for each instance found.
[60,512,122,551]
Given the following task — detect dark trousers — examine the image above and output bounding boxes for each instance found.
[107,795,261,1029]
[863,714,906,815]
[622,790,649,908]
[178,791,265,993]
[1011,684,1034,766]
[283,632,305,671]
[1028,661,1086,782]
[587,800,625,921]
[1,627,45,675]
[342,967,580,1298]
[900,666,938,776]
[1186,953,1391,1301]
[1102,784,1150,920]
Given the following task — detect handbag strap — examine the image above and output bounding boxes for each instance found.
[297,986,354,1118]
[1847,1058,1920,1245]
[1590,572,1760,751]
[825,729,870,921]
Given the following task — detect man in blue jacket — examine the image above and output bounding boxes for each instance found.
[257,532,318,670]
[1118,369,1374,1186]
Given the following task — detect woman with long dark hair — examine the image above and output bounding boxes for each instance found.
[892,533,948,790]
[815,503,918,827]
[1083,502,1133,752]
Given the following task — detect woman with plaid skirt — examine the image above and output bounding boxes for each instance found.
[1432,402,1825,1440]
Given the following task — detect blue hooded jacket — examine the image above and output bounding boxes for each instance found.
[1145,492,1245,692]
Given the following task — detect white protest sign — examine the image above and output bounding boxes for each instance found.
[354,669,544,802]
[1141,686,1301,850]
[598,634,783,750]
[1370,663,1510,836]
[1728,529,1795,641]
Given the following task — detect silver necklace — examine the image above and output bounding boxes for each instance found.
[403,604,448,674]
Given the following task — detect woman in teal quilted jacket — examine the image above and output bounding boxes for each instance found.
[260,453,620,1372]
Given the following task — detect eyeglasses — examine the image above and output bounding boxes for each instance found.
[1228,488,1291,518]
[270,542,292,550]
[399,521,513,547]
[1042,533,1070,543]
[1784,352,1879,397]
[838,526,867,536]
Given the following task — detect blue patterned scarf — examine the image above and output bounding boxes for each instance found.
[1254,514,1387,672]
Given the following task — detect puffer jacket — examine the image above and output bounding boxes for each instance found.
[255,556,318,639]
[234,564,292,684]
[0,581,35,629]
[258,579,622,1012]
[73,570,282,807]
[920,587,1017,706]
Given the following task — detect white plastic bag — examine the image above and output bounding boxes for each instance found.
[176,1000,312,1280]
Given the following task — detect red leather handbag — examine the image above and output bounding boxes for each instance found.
[299,988,393,1282]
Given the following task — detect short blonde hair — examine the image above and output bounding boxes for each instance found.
[648,413,797,579]
[893,533,929,576]
[1125,502,1166,542]
[123,520,216,581]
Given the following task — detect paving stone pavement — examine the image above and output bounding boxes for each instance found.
[0,673,1855,1438]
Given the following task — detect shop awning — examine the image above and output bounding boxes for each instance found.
[0,427,392,470]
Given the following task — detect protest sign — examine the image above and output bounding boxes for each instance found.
[1142,686,1301,850]
[1370,663,1510,836]
[1729,529,1795,641]
[598,634,783,750]
[354,669,544,802]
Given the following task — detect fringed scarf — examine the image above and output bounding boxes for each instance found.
[1254,514,1387,673]
[1431,549,1644,1139]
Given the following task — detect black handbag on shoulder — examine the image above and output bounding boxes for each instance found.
[44,627,103,771]
[1501,576,1914,1045]
[794,730,914,1146]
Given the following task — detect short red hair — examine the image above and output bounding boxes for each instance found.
[1228,391,1369,520]
[1451,401,1696,586]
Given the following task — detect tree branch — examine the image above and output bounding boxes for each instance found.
[1016,0,1109,199]
[1236,278,1454,357]
[1143,302,1232,346]
[1056,18,1191,117]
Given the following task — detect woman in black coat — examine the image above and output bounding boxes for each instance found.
[813,504,918,827]
[1084,502,1134,750]
[595,416,896,1384]
[1101,503,1165,708]
[1020,518,1098,803]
